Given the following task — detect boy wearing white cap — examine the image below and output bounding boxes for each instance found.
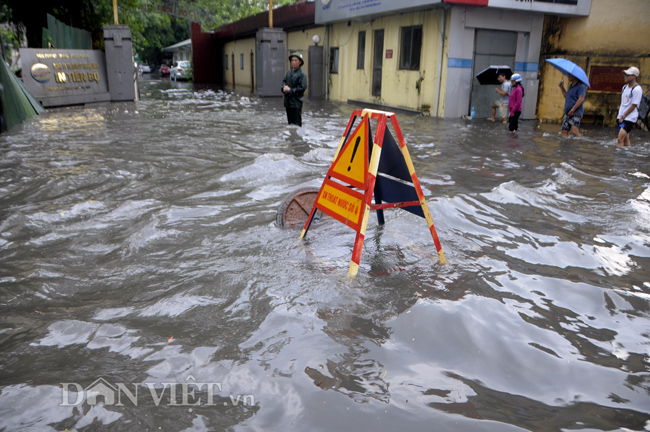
[617,67,642,147]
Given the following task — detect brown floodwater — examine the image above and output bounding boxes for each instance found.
[0,76,649,431]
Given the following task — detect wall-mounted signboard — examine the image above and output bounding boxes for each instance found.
[589,66,626,93]
[316,0,444,24]
[20,48,111,107]
[486,0,590,16]
[315,0,590,23]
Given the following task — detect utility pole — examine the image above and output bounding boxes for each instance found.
[269,0,273,28]
[113,0,119,25]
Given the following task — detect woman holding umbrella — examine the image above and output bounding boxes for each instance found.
[558,73,587,138]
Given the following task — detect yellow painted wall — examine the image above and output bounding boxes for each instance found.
[223,27,325,96]
[537,0,650,124]
[286,27,326,98]
[328,9,445,114]
[438,11,451,117]
[537,56,650,124]
[286,27,326,70]
[224,38,256,92]
[549,0,649,56]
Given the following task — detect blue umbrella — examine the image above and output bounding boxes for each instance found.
[546,58,591,88]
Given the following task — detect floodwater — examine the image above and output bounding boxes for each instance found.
[1,76,649,432]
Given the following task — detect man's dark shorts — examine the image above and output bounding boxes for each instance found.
[619,120,634,133]
[561,113,582,131]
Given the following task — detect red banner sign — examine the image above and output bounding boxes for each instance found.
[589,66,626,93]
[443,0,488,5]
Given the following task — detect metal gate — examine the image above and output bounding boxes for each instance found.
[471,29,517,119]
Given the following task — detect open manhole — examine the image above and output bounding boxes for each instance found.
[276,187,324,228]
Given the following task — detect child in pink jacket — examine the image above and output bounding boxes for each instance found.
[508,74,524,132]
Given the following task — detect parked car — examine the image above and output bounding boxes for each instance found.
[171,61,191,80]
[139,64,151,73]
[160,64,170,77]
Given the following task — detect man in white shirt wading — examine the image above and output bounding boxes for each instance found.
[617,67,643,148]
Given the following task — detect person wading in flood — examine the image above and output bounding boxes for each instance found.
[281,52,307,127]
[487,72,511,124]
[617,66,643,148]
[558,73,587,138]
[508,74,524,132]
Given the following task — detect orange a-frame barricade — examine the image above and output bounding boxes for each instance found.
[300,109,446,277]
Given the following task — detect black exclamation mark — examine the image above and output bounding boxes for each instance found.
[348,137,361,171]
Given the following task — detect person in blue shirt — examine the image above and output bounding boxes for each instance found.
[558,73,587,138]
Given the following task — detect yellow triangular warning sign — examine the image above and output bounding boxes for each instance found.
[301,109,446,277]
[329,116,369,190]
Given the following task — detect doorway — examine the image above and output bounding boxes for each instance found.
[232,53,236,88]
[250,51,255,92]
[372,29,384,97]
[470,29,517,119]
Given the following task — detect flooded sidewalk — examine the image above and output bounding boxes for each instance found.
[0,78,649,432]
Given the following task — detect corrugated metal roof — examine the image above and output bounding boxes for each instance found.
[163,39,192,52]
[214,1,316,40]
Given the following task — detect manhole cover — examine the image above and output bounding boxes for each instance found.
[276,187,323,228]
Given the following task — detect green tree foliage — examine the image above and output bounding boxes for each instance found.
[159,0,302,31]
[0,0,140,48]
[1,0,301,65]
[130,12,189,67]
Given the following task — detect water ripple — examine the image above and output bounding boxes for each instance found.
[0,78,648,432]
